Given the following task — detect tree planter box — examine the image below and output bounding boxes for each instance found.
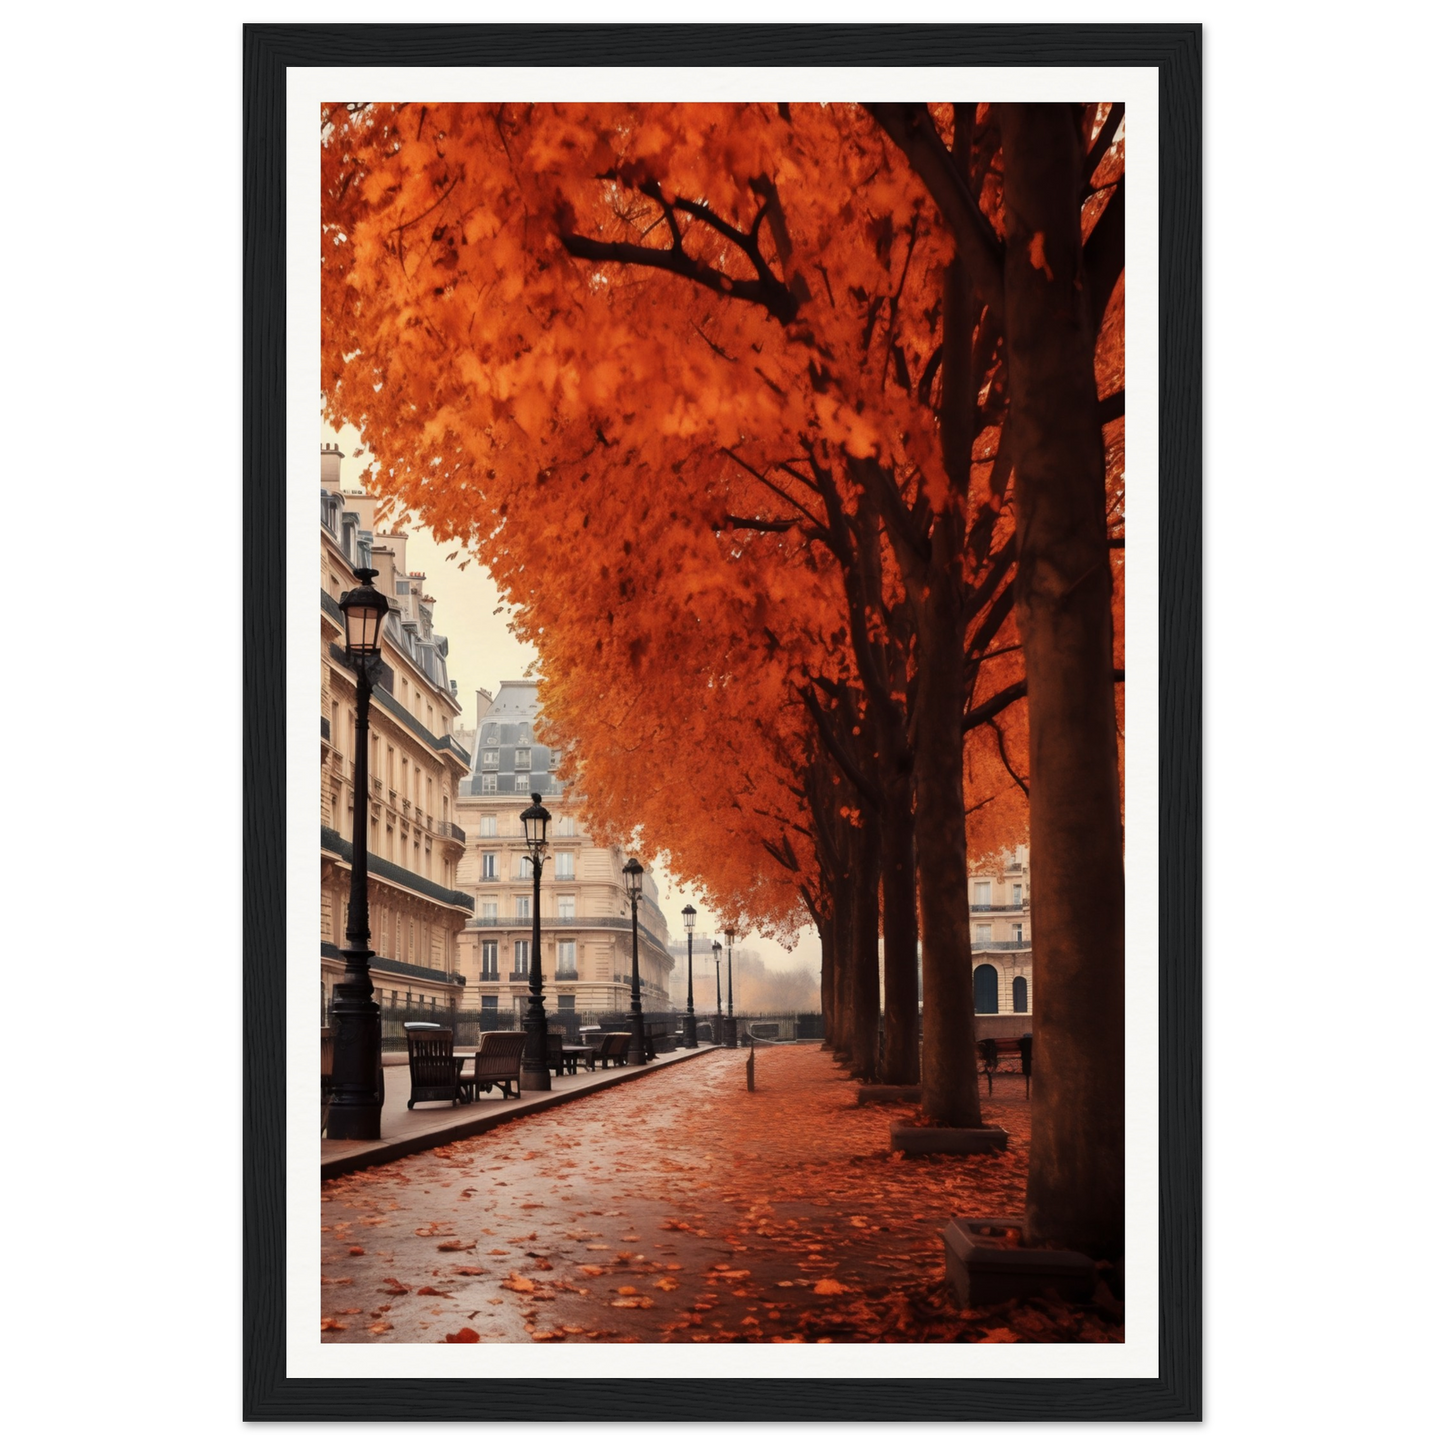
[857,1084,922,1104]
[942,1217,1097,1308]
[890,1122,1008,1155]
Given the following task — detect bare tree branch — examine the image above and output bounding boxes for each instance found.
[865,103,1006,319]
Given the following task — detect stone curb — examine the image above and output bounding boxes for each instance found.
[890,1122,1009,1156]
[941,1217,1097,1307]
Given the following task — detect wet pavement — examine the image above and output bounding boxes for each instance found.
[322,1044,719,1177]
[319,1045,1116,1344]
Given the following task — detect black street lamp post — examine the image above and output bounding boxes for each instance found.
[328,567,390,1140]
[519,793,552,1092]
[623,858,647,1065]
[724,927,738,1048]
[681,904,698,1048]
[712,939,723,1049]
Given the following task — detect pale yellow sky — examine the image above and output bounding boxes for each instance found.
[321,422,821,984]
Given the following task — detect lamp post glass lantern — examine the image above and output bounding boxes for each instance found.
[623,858,647,1065]
[519,792,552,1092]
[724,927,737,1048]
[681,904,698,1048]
[327,567,390,1140]
[712,938,723,1051]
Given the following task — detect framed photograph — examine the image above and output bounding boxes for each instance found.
[244,22,1200,1422]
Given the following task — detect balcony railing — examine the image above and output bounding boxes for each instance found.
[465,913,670,955]
[320,940,462,987]
[509,968,530,981]
[319,826,476,913]
[970,900,1029,911]
[971,937,1031,950]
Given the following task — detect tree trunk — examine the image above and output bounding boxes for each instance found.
[1000,103,1126,1259]
[914,582,985,1126]
[877,777,920,1084]
[817,909,835,1046]
[847,815,881,1081]
[830,869,855,1065]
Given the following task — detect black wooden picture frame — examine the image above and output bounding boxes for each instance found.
[243,22,1200,1422]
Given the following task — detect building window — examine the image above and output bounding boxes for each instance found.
[557,895,576,920]
[976,923,993,943]
[481,773,497,794]
[515,853,532,879]
[516,748,531,769]
[973,881,991,906]
[482,750,498,767]
[481,994,499,1012]
[555,851,575,880]
[481,852,497,880]
[557,940,577,979]
[1012,923,1024,942]
[1012,883,1023,906]
[478,815,497,837]
[973,963,999,1015]
[514,773,530,794]
[1013,976,1029,1013]
[557,994,576,1013]
[480,940,498,979]
[481,899,498,922]
[513,939,530,974]
[515,896,532,921]
[557,815,576,837]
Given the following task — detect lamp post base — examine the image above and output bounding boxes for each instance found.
[522,999,551,1093]
[328,955,383,1140]
[723,1016,738,1049]
[682,1011,698,1048]
[627,1008,647,1066]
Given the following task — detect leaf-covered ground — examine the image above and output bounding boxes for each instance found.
[320,1046,1123,1343]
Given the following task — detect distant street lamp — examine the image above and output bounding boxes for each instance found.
[519,792,552,1092]
[712,939,723,1049]
[681,905,698,1048]
[328,567,390,1140]
[623,858,647,1065]
[724,927,738,1048]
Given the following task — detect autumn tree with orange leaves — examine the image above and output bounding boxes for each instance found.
[322,99,1125,1258]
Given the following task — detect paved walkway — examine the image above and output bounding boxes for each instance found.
[319,1046,1120,1344]
[322,1044,720,1178]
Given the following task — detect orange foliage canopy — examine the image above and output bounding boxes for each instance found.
[321,102,1122,932]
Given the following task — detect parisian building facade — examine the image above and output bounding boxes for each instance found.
[453,680,675,1020]
[968,843,1033,1020]
[318,444,475,1018]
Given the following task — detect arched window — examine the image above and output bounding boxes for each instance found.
[973,963,999,1015]
[1013,975,1029,1014]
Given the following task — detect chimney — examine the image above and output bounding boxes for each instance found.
[476,687,495,729]
[379,530,407,576]
[320,442,344,492]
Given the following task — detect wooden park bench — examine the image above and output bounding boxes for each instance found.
[593,1033,633,1068]
[405,1023,465,1110]
[458,1030,526,1101]
[977,1035,1034,1097]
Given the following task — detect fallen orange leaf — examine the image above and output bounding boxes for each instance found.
[444,1328,482,1343]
